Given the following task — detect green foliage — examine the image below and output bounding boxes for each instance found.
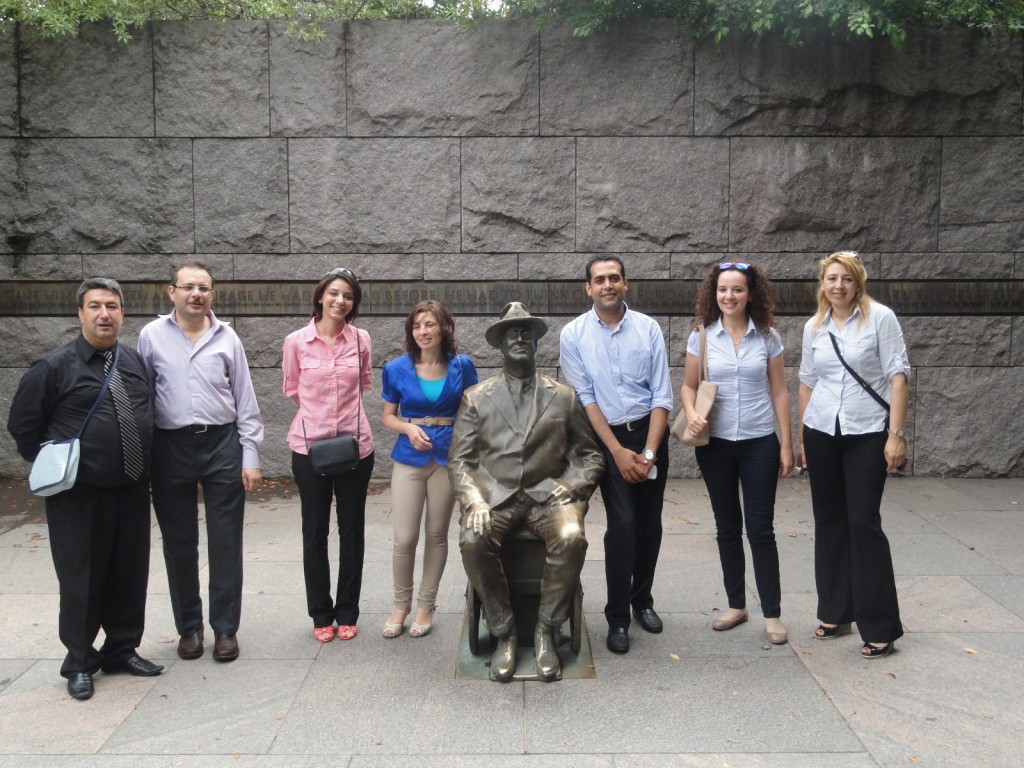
[2,0,1023,47]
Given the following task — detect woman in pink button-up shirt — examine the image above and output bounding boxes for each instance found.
[283,268,375,644]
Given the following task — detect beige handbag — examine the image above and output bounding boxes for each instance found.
[670,324,718,447]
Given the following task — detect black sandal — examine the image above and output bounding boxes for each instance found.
[861,642,895,659]
[814,622,851,640]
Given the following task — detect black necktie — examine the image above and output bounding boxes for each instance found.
[103,349,144,481]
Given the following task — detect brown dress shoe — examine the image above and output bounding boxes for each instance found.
[177,628,204,660]
[213,633,239,662]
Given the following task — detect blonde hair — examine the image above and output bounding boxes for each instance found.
[811,251,872,330]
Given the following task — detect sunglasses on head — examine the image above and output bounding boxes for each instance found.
[718,262,750,271]
[325,267,358,282]
[837,250,860,259]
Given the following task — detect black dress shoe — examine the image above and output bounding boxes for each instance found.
[178,628,205,660]
[101,652,164,677]
[607,627,630,654]
[67,672,94,700]
[632,607,664,634]
[213,633,239,662]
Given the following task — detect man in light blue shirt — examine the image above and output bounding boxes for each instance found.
[559,256,673,654]
[138,262,264,664]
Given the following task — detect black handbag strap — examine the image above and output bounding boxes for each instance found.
[301,328,363,449]
[76,344,120,439]
[828,331,889,412]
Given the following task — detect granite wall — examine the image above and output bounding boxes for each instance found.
[1,19,1023,478]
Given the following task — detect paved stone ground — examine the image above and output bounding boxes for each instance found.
[0,477,1022,767]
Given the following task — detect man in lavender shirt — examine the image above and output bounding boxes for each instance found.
[138,262,264,663]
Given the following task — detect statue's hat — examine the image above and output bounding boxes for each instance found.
[484,302,549,349]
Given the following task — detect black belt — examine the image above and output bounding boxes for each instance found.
[610,413,651,434]
[161,422,233,435]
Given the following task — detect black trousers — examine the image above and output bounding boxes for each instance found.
[803,425,904,644]
[292,450,375,627]
[696,433,782,618]
[600,418,669,629]
[45,479,151,678]
[152,423,245,637]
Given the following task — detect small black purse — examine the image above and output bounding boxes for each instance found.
[304,330,364,476]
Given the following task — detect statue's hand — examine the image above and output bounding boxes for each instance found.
[468,504,492,535]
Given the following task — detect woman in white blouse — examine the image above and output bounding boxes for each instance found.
[682,262,793,646]
[797,251,909,659]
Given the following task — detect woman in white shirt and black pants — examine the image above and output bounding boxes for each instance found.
[681,262,793,646]
[797,251,909,659]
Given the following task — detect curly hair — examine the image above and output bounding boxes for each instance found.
[693,262,776,335]
[811,251,872,331]
[405,300,458,363]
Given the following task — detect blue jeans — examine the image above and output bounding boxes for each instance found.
[695,433,781,618]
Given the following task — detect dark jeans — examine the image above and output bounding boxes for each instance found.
[46,480,151,678]
[803,425,903,644]
[600,420,669,629]
[152,423,245,636]
[695,433,781,618]
[292,450,374,627]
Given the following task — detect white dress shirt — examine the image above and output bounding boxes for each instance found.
[799,300,911,437]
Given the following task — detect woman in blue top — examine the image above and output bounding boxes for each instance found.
[381,300,478,639]
[681,262,793,646]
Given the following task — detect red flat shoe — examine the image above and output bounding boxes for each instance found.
[313,626,335,643]
[336,625,358,641]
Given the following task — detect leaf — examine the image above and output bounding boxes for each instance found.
[669,652,680,660]
[964,647,977,654]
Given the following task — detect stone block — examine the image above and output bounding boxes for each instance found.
[154,20,270,137]
[0,317,80,366]
[729,137,940,252]
[233,253,425,282]
[877,252,1014,280]
[902,316,1010,367]
[462,138,575,253]
[424,253,517,281]
[346,20,537,137]
[1015,317,1024,367]
[695,28,1023,136]
[250,367,292,477]
[289,138,460,252]
[915,367,1024,476]
[269,22,345,137]
[939,138,1024,251]
[577,138,729,252]
[82,254,234,282]
[0,27,18,135]
[0,255,82,280]
[540,20,693,136]
[0,138,194,254]
[194,139,289,253]
[20,23,154,137]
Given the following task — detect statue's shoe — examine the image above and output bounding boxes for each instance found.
[490,632,517,682]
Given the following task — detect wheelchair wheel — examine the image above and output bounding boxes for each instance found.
[569,580,583,655]
[466,583,484,656]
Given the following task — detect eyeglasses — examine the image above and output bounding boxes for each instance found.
[718,262,750,271]
[325,267,358,282]
[173,284,213,294]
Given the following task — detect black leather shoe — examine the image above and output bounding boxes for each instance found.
[178,628,204,660]
[632,607,664,634]
[67,672,94,700]
[101,652,164,677]
[213,633,239,662]
[490,632,517,682]
[607,627,630,654]
[534,626,561,682]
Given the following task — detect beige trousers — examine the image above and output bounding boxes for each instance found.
[390,460,456,612]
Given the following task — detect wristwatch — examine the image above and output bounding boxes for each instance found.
[642,448,656,462]
[887,428,906,437]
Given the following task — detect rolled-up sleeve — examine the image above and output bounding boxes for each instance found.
[798,320,818,389]
[648,323,673,412]
[876,307,911,383]
[559,327,596,408]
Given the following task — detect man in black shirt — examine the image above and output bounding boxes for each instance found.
[7,277,163,700]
